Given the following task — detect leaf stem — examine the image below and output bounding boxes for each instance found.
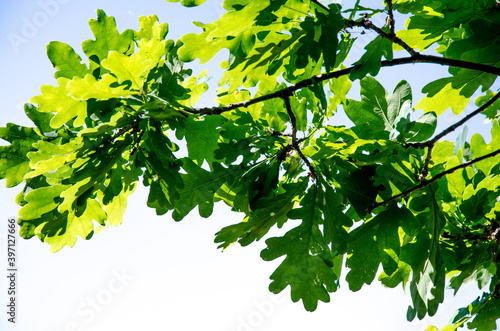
[349,0,361,20]
[310,0,330,13]
[420,144,433,180]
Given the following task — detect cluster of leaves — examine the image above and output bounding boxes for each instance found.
[2,0,500,329]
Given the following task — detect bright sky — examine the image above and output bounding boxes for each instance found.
[0,1,485,330]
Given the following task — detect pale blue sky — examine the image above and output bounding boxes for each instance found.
[0,1,486,330]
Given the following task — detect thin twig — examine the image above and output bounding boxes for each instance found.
[420,144,433,180]
[345,18,418,56]
[411,91,500,180]
[386,0,395,36]
[430,91,500,144]
[408,91,500,150]
[367,147,500,213]
[442,231,490,241]
[282,92,318,180]
[282,93,298,143]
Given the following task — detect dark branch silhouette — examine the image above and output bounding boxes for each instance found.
[185,55,500,116]
[368,147,500,213]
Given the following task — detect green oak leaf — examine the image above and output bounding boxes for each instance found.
[327,73,352,116]
[70,21,172,100]
[443,156,466,201]
[134,15,169,41]
[404,186,446,321]
[345,78,412,139]
[261,184,339,312]
[178,2,270,64]
[344,77,388,138]
[378,260,412,289]
[407,7,474,41]
[394,28,440,52]
[24,103,54,136]
[42,199,106,252]
[317,6,343,72]
[67,74,137,100]
[29,78,87,129]
[317,178,351,253]
[389,99,412,141]
[346,204,417,291]
[20,141,141,252]
[139,120,183,214]
[175,115,225,166]
[165,0,207,7]
[387,80,412,121]
[99,175,137,227]
[214,178,307,249]
[416,82,470,116]
[47,41,89,79]
[350,33,393,80]
[0,124,40,187]
[460,175,500,224]
[172,159,241,221]
[374,152,418,200]
[467,296,500,331]
[57,136,132,216]
[246,160,281,209]
[82,9,135,75]
[179,1,312,92]
[262,91,289,132]
[219,28,306,92]
[429,140,455,167]
[406,112,437,142]
[101,52,154,92]
[476,90,500,120]
[338,165,381,218]
[140,99,186,125]
[78,108,138,138]
[19,184,69,220]
[150,59,191,102]
[449,243,494,294]
[417,44,500,116]
[470,120,500,176]
[25,137,83,179]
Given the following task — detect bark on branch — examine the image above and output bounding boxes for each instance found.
[281,92,318,180]
[368,147,500,213]
[185,55,500,116]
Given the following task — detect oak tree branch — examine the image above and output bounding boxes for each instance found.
[408,91,500,150]
[186,55,500,116]
[368,146,500,213]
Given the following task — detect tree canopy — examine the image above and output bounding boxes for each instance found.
[2,0,500,329]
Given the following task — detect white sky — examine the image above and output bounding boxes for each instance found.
[0,0,488,330]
